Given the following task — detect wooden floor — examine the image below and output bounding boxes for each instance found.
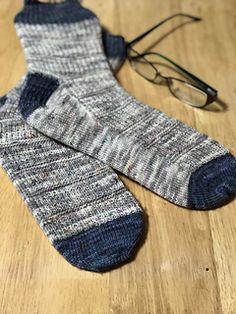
[0,0,236,313]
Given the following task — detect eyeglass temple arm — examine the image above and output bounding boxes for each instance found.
[126,13,202,48]
[142,51,217,96]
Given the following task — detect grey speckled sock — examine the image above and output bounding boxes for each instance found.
[0,81,143,272]
[17,1,236,209]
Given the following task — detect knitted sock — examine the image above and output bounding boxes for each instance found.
[0,81,143,272]
[17,1,236,209]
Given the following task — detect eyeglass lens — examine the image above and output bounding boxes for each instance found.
[129,51,208,107]
[168,79,208,107]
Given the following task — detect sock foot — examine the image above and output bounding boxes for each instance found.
[1,82,144,272]
[53,212,143,272]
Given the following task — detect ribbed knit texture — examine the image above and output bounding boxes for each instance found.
[0,81,143,272]
[16,1,236,209]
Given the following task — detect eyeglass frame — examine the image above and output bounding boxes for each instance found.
[125,13,218,108]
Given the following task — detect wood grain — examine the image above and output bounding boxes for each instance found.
[0,0,236,313]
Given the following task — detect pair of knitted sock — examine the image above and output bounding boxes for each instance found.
[1,0,236,272]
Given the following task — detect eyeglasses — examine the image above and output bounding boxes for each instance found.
[126,13,218,108]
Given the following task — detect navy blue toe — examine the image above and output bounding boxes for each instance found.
[188,153,236,209]
[53,212,143,272]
